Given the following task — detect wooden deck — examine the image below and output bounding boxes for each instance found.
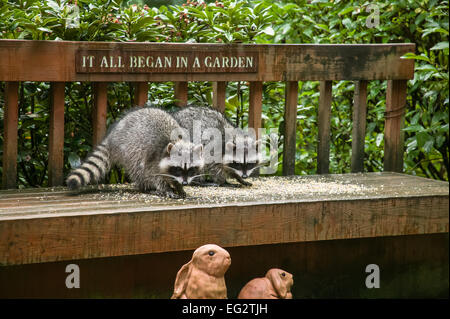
[0,172,448,266]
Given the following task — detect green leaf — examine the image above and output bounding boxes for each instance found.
[342,18,353,29]
[430,41,449,50]
[302,15,315,24]
[417,132,432,149]
[422,139,434,153]
[401,52,430,62]
[280,23,291,35]
[406,139,417,153]
[46,0,60,12]
[315,24,329,32]
[375,133,383,147]
[37,27,52,33]
[422,27,449,37]
[338,6,354,16]
[436,135,446,148]
[68,153,81,168]
[262,26,274,36]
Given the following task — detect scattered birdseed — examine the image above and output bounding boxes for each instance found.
[89,175,381,207]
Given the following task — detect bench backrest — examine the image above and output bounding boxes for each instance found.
[0,40,415,189]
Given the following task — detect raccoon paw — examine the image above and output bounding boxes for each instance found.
[169,183,186,198]
[167,190,186,199]
[153,190,179,199]
[159,186,186,199]
[233,175,252,187]
[175,189,187,199]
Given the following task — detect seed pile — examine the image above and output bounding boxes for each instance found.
[90,176,379,206]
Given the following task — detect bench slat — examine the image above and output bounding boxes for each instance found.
[351,80,368,173]
[133,82,148,107]
[1,82,19,189]
[48,82,65,187]
[384,80,407,172]
[282,81,298,175]
[0,173,447,266]
[212,81,226,113]
[93,82,108,146]
[174,81,188,107]
[248,81,263,138]
[0,41,415,82]
[317,81,332,174]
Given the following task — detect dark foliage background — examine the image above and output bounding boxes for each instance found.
[0,0,448,187]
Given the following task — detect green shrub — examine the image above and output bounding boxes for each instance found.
[0,0,448,187]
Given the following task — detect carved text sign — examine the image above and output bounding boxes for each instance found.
[75,50,258,73]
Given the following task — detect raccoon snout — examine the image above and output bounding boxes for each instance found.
[182,181,188,186]
[242,173,248,178]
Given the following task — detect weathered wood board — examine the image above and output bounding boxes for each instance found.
[0,40,415,82]
[0,173,447,266]
[0,234,448,298]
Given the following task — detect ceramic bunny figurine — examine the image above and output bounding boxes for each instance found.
[171,244,231,299]
[237,268,293,299]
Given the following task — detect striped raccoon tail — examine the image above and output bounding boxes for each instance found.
[66,143,111,190]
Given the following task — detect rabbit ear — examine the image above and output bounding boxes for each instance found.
[267,269,288,299]
[171,261,191,299]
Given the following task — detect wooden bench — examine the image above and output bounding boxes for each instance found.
[0,40,448,298]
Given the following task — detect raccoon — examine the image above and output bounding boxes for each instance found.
[171,105,260,186]
[66,107,204,198]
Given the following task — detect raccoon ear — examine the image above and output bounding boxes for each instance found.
[167,143,174,155]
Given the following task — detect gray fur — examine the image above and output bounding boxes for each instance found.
[171,105,258,186]
[66,107,204,198]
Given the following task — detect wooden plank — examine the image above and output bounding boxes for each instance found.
[174,81,188,107]
[0,201,151,216]
[0,196,111,208]
[133,82,148,106]
[282,81,298,175]
[1,172,446,200]
[0,195,447,266]
[351,80,368,173]
[317,81,332,174]
[248,81,263,138]
[2,82,19,189]
[0,40,415,82]
[48,82,65,187]
[0,234,447,298]
[212,81,226,113]
[384,80,407,172]
[92,82,108,146]
[0,172,447,208]
[0,173,447,266]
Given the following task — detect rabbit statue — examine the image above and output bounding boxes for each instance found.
[171,244,231,299]
[237,268,293,299]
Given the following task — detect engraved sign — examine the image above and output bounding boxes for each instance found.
[76,50,258,73]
